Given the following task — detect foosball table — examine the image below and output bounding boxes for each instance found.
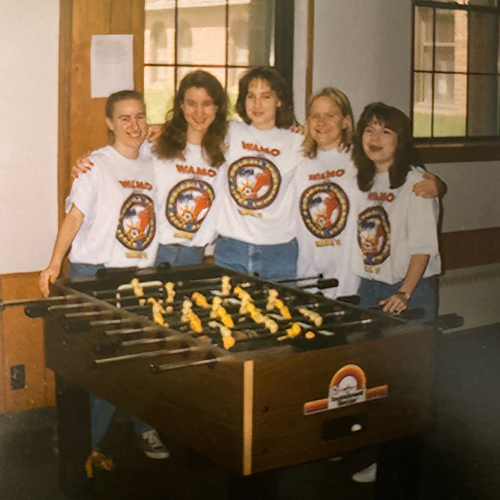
[27,264,435,491]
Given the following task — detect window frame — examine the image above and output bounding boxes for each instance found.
[412,0,500,163]
[143,0,294,117]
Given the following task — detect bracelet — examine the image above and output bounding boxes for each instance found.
[396,291,411,301]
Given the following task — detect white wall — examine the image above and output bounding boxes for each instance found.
[312,0,412,118]
[430,161,500,233]
[305,0,500,234]
[0,0,60,274]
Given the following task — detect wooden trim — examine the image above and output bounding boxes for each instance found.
[305,0,315,109]
[0,275,55,412]
[58,0,74,224]
[418,141,500,164]
[242,360,254,475]
[441,227,500,270]
[0,278,5,412]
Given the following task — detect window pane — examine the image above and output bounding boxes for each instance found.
[177,66,227,91]
[414,73,433,137]
[144,66,175,124]
[468,11,500,74]
[177,3,226,65]
[433,74,467,136]
[468,75,499,136]
[414,7,434,71]
[228,0,274,67]
[467,0,498,6]
[145,1,175,64]
[435,9,464,72]
[227,67,252,117]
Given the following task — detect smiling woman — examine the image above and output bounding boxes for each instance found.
[151,70,229,267]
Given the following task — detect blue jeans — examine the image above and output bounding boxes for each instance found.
[69,263,155,446]
[357,277,438,323]
[154,244,204,267]
[214,237,298,280]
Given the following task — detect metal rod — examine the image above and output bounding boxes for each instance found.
[93,346,205,366]
[65,310,114,319]
[0,295,77,309]
[102,325,161,336]
[90,318,138,327]
[151,356,220,373]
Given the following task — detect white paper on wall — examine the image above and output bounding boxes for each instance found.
[91,34,134,98]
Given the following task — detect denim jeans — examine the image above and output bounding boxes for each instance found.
[214,236,298,280]
[357,276,438,323]
[69,263,155,445]
[154,244,204,267]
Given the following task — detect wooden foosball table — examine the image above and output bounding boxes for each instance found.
[28,265,436,496]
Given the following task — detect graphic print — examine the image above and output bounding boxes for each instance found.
[116,193,156,250]
[303,364,388,415]
[300,183,349,239]
[357,206,390,266]
[166,180,215,233]
[228,156,281,210]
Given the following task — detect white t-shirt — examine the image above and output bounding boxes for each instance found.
[213,120,303,246]
[153,143,220,247]
[295,148,362,298]
[353,168,441,285]
[67,145,158,268]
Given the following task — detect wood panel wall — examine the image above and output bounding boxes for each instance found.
[59,0,145,222]
[0,274,55,412]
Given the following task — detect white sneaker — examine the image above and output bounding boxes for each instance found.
[352,462,377,483]
[139,430,169,459]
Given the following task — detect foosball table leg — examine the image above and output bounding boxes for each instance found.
[56,377,92,498]
[375,434,423,500]
[227,469,280,500]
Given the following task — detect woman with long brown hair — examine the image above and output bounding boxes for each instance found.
[152,69,228,266]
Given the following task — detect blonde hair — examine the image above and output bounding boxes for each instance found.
[302,87,354,159]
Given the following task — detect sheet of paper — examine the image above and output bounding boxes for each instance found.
[91,35,134,98]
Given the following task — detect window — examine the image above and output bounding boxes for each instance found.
[413,0,500,144]
[144,0,293,124]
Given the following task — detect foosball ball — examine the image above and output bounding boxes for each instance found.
[26,264,435,481]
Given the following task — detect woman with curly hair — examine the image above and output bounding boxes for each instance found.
[152,70,228,266]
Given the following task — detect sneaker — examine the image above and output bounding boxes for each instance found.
[352,462,377,483]
[139,430,170,459]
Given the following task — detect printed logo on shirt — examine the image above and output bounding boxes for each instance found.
[300,183,349,239]
[241,141,280,157]
[357,206,390,266]
[116,193,156,250]
[368,191,395,203]
[166,179,215,233]
[228,156,281,210]
[176,164,217,178]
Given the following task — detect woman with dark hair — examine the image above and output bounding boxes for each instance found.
[212,67,303,279]
[152,70,228,266]
[294,87,361,298]
[73,70,229,266]
[352,102,441,322]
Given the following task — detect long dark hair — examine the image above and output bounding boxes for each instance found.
[352,102,424,192]
[236,67,296,129]
[154,70,228,168]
